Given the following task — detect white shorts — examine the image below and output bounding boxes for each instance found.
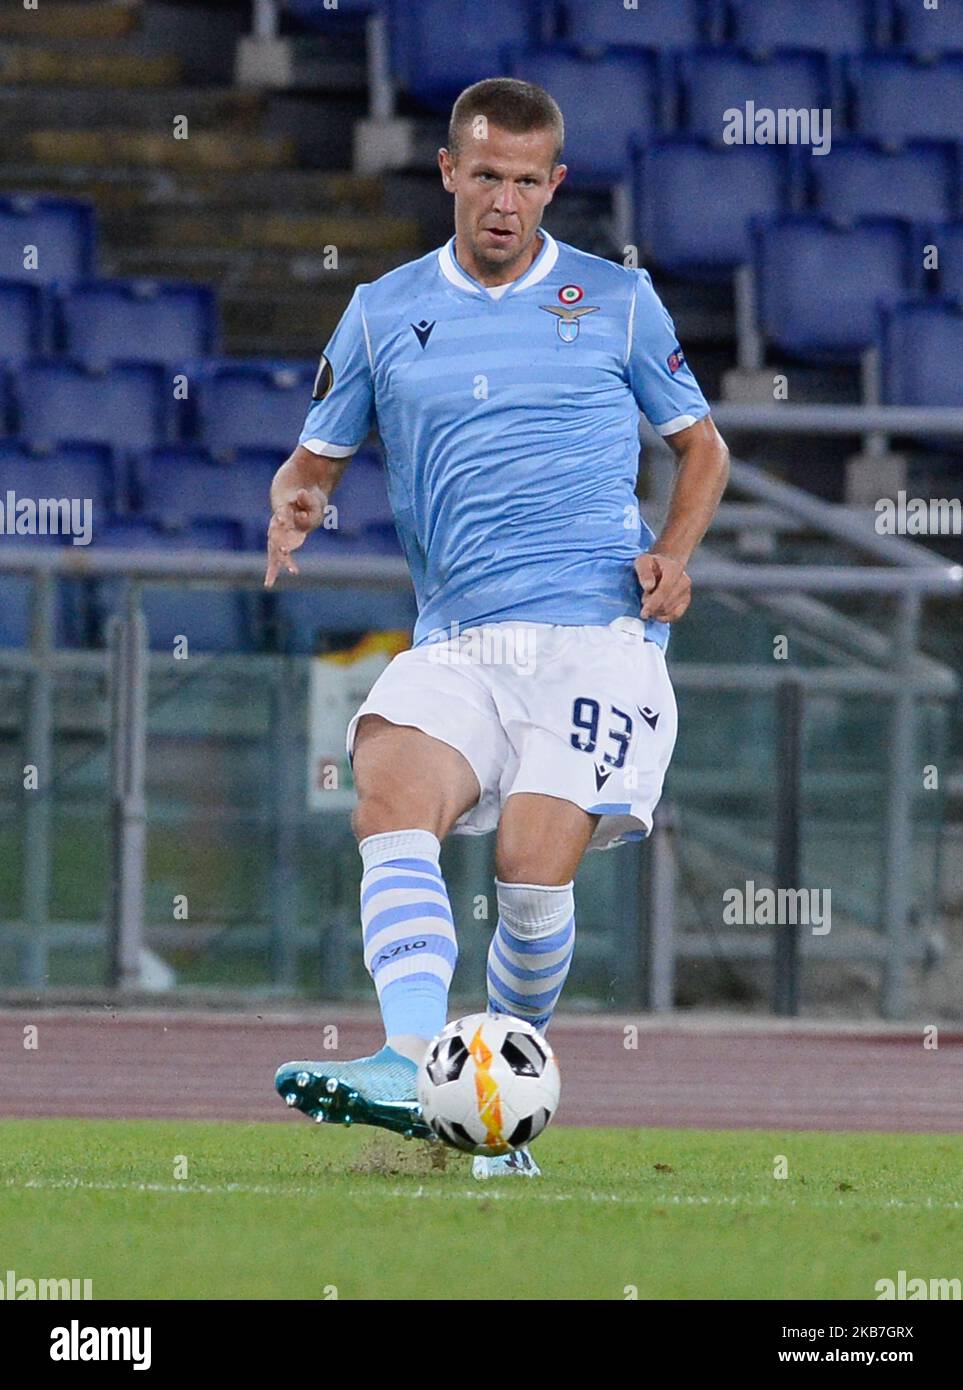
[345,616,678,852]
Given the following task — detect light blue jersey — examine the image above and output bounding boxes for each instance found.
[299,230,710,648]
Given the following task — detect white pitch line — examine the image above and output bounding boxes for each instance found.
[2,1176,961,1212]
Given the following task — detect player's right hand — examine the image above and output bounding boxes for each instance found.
[264,487,325,587]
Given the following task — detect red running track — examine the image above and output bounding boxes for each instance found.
[1,1010,961,1133]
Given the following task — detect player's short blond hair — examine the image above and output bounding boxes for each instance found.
[448,78,564,167]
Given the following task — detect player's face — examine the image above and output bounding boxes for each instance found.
[439,124,567,282]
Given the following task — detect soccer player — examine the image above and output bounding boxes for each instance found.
[268,79,729,1177]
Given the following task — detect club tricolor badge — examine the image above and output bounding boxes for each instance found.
[540,285,599,342]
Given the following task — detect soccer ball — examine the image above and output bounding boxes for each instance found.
[416,1012,561,1156]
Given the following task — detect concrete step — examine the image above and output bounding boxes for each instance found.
[106,244,402,288]
[108,207,419,253]
[0,1,141,42]
[21,129,297,172]
[0,85,266,133]
[0,162,385,216]
[0,167,384,214]
[0,42,181,86]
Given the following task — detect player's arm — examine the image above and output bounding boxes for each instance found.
[264,284,375,587]
[636,416,729,622]
[264,446,349,587]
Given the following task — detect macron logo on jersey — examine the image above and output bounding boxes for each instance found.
[411,319,436,349]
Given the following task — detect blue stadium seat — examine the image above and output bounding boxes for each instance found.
[195,362,314,460]
[510,47,658,181]
[934,219,963,300]
[751,214,916,360]
[729,0,874,57]
[272,524,415,651]
[678,48,834,141]
[564,0,703,53]
[0,195,96,285]
[850,55,963,145]
[288,0,384,20]
[92,518,252,652]
[59,280,219,369]
[892,0,963,59]
[634,137,789,274]
[0,441,115,538]
[0,280,45,363]
[16,360,169,453]
[390,0,541,106]
[139,445,275,543]
[809,139,958,223]
[880,297,963,407]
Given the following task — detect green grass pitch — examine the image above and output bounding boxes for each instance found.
[1,1119,960,1300]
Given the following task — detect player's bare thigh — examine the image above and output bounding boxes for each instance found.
[495,793,600,885]
[350,713,481,842]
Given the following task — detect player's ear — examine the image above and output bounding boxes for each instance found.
[438,148,457,193]
[544,163,567,205]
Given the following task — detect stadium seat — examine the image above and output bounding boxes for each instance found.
[194,362,314,460]
[510,47,659,181]
[934,219,963,301]
[676,47,835,142]
[0,441,115,536]
[59,280,219,369]
[751,214,916,360]
[139,445,275,543]
[0,280,45,364]
[892,0,963,59]
[634,137,790,274]
[879,297,963,408]
[809,139,958,224]
[271,524,415,652]
[91,518,253,653]
[564,0,703,54]
[0,195,96,285]
[389,0,541,106]
[729,0,875,57]
[16,360,170,453]
[849,56,963,146]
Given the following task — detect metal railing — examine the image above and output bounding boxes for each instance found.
[0,493,958,1015]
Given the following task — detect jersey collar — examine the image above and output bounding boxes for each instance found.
[438,229,559,298]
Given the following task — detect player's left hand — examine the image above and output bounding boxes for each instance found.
[635,551,692,622]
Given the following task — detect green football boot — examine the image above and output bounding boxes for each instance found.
[274,1044,433,1140]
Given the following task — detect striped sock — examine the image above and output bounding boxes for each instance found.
[359,829,456,1043]
[487,880,576,1033]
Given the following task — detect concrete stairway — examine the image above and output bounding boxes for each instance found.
[0,0,429,356]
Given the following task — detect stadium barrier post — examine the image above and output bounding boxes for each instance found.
[20,571,54,987]
[881,592,921,1019]
[268,659,300,989]
[106,581,148,991]
[772,678,803,1016]
[646,802,677,1012]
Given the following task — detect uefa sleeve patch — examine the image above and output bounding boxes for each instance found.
[667,348,685,375]
[312,353,334,401]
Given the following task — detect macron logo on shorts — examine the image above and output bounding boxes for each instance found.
[638,705,660,730]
